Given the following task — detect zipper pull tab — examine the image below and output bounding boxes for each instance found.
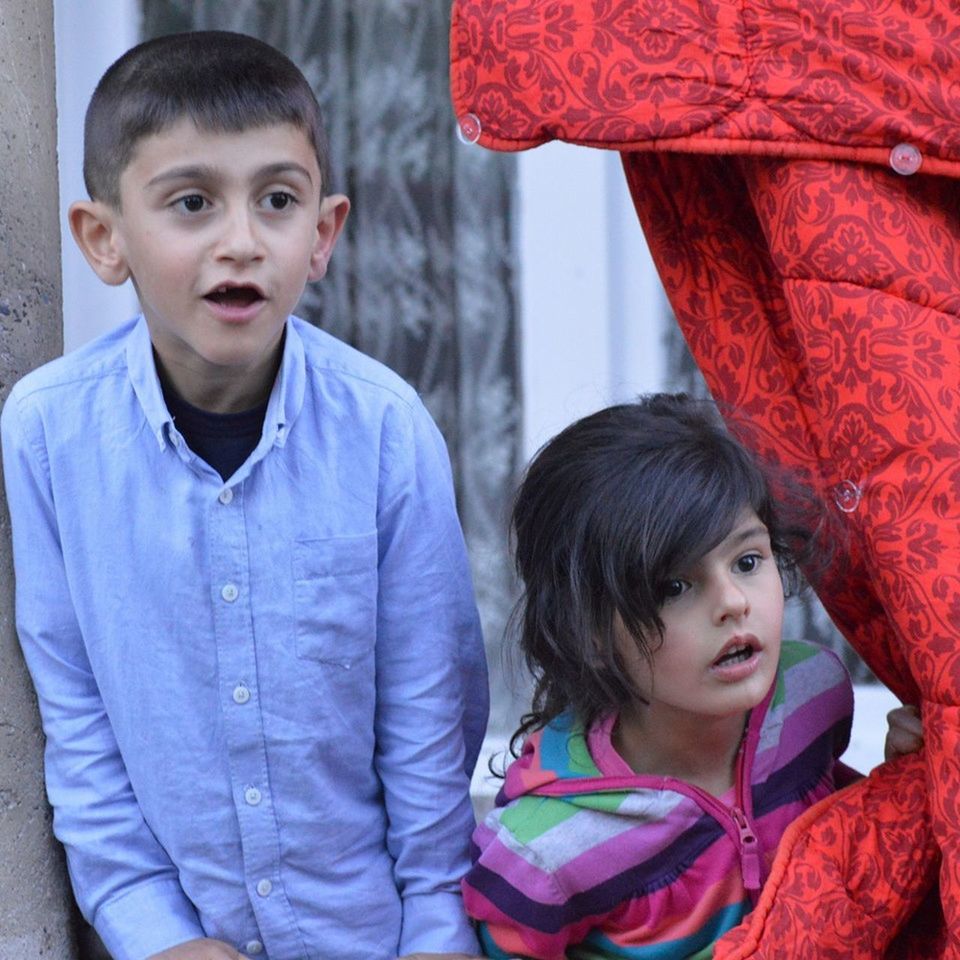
[731,806,761,891]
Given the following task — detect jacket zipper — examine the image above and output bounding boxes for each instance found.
[731,712,763,894]
[661,722,763,896]
[534,689,774,897]
[663,781,763,896]
[542,759,766,895]
[730,804,761,891]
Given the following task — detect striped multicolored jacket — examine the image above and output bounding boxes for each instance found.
[462,641,854,959]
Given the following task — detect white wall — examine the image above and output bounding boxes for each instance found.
[54,0,140,352]
[517,142,667,458]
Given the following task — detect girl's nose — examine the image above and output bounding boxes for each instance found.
[715,577,750,622]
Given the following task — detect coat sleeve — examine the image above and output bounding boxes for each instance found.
[1,390,205,960]
[462,802,607,959]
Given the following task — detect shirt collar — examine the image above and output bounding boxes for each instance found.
[126,314,307,452]
[264,317,306,449]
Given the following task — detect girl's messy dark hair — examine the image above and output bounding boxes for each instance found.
[509,393,822,752]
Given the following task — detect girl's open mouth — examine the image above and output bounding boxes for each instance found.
[710,637,762,681]
[712,643,755,668]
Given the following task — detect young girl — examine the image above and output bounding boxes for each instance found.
[461,394,914,960]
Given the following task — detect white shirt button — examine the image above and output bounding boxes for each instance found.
[256,878,272,897]
[232,684,250,705]
[889,142,922,176]
[244,786,262,806]
[245,941,264,956]
[221,583,239,603]
[218,487,234,504]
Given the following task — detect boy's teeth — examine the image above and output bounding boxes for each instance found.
[207,286,260,306]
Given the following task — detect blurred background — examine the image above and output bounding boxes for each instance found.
[54,6,898,955]
[55,0,880,754]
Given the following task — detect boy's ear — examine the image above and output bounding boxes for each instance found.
[68,201,131,286]
[308,194,351,281]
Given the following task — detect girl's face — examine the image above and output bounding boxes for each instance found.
[622,506,784,727]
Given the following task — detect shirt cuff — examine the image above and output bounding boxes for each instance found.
[94,877,205,960]
[399,890,480,956]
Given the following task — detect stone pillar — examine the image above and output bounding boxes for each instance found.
[0,2,79,957]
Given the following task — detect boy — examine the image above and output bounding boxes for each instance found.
[1,31,488,960]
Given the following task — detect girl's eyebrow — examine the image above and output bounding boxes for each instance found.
[146,161,315,188]
[729,524,769,545]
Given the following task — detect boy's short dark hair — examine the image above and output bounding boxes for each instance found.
[83,30,331,208]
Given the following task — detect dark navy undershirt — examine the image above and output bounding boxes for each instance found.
[158,370,268,481]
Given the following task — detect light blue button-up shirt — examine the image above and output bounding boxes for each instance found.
[1,316,488,960]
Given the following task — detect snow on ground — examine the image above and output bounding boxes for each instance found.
[844,682,903,775]
[471,683,905,819]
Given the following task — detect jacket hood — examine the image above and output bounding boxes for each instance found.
[500,711,602,802]
[500,660,785,805]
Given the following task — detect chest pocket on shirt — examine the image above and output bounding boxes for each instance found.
[293,533,378,666]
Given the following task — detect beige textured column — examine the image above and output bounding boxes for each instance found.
[0,2,79,957]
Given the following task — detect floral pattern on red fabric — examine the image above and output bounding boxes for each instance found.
[714,754,944,960]
[451,0,960,176]
[451,0,960,953]
[624,148,959,958]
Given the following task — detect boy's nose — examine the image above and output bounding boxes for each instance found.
[216,207,264,262]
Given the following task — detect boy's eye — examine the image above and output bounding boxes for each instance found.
[263,191,296,211]
[736,553,762,574]
[175,194,207,213]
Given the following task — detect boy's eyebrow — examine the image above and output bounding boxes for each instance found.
[254,162,316,185]
[146,162,316,188]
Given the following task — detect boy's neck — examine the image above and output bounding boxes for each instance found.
[152,340,283,414]
[613,706,747,798]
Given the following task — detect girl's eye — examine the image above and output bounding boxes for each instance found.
[175,194,207,213]
[736,553,762,574]
[661,578,688,600]
[263,191,296,211]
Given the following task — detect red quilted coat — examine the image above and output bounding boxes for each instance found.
[450,2,960,956]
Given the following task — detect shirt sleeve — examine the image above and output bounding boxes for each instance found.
[1,392,205,960]
[373,397,489,956]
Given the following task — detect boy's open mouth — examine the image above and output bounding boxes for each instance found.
[205,285,264,307]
